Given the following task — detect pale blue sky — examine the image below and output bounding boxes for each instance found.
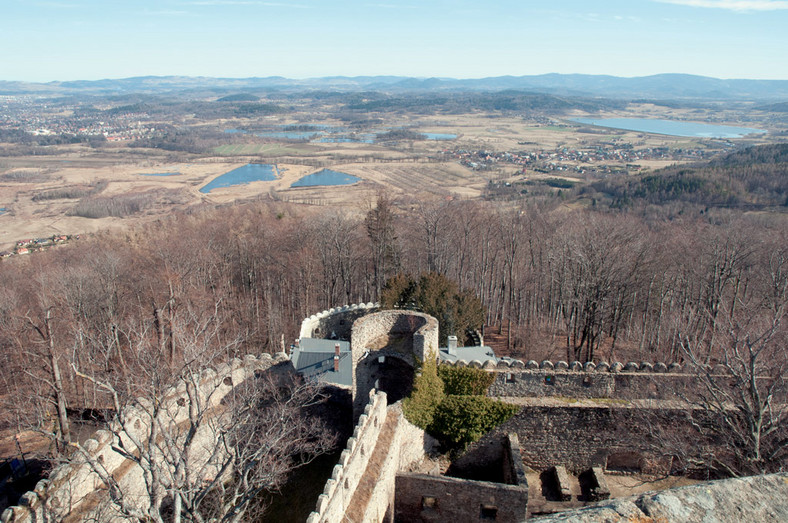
[2,0,786,82]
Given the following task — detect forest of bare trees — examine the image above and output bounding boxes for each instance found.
[1,196,786,420]
[0,191,785,514]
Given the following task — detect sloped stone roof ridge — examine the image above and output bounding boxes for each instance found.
[531,473,788,523]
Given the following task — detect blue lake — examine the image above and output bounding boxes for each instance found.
[570,118,766,138]
[423,133,457,140]
[0,208,6,215]
[141,172,181,177]
[290,169,361,188]
[200,164,279,193]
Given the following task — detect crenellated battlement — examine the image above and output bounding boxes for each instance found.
[299,302,379,341]
[442,359,685,373]
[1,353,291,523]
[306,389,388,523]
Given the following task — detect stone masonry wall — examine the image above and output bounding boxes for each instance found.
[306,390,388,523]
[437,358,787,402]
[350,311,439,417]
[307,399,437,523]
[1,353,290,523]
[394,473,528,523]
[461,405,687,476]
[299,303,379,341]
[487,368,699,401]
[359,403,439,523]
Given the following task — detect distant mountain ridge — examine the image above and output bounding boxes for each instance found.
[2,73,788,100]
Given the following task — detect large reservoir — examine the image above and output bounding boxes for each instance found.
[200,164,279,193]
[570,118,766,138]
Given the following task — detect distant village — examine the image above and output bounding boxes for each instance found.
[0,234,81,259]
[444,143,719,175]
[0,95,162,143]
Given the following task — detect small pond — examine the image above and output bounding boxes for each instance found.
[140,172,181,177]
[0,208,6,215]
[423,132,457,140]
[290,169,361,188]
[570,118,766,138]
[200,164,279,193]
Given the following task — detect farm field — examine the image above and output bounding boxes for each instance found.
[0,100,783,252]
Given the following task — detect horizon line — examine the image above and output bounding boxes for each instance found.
[3,72,788,84]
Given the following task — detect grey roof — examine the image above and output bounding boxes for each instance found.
[291,338,353,387]
[439,345,497,364]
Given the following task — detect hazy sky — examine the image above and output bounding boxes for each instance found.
[2,0,787,82]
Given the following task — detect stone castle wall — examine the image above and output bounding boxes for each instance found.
[394,473,528,523]
[459,404,689,476]
[307,389,389,523]
[299,303,379,341]
[1,353,290,523]
[350,311,439,417]
[307,396,438,523]
[439,358,787,403]
[357,403,439,523]
[395,435,528,523]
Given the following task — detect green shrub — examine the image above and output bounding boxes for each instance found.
[437,366,495,396]
[429,396,519,450]
[402,358,444,429]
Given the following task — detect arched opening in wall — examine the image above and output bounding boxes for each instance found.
[358,354,415,406]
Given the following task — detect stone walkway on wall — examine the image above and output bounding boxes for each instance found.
[344,409,399,523]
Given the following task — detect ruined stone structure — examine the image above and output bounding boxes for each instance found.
[350,310,439,417]
[302,306,788,521]
[6,304,786,522]
[306,390,439,523]
[395,433,529,523]
[306,391,528,523]
[1,353,291,523]
[299,302,379,342]
[447,360,786,477]
[298,304,440,418]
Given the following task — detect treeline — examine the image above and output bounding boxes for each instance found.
[0,128,107,148]
[32,180,108,202]
[1,196,786,425]
[343,91,623,115]
[590,144,788,209]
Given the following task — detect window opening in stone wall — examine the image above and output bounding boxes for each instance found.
[583,376,593,387]
[544,375,555,385]
[480,505,498,520]
[421,496,438,510]
[506,373,516,383]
